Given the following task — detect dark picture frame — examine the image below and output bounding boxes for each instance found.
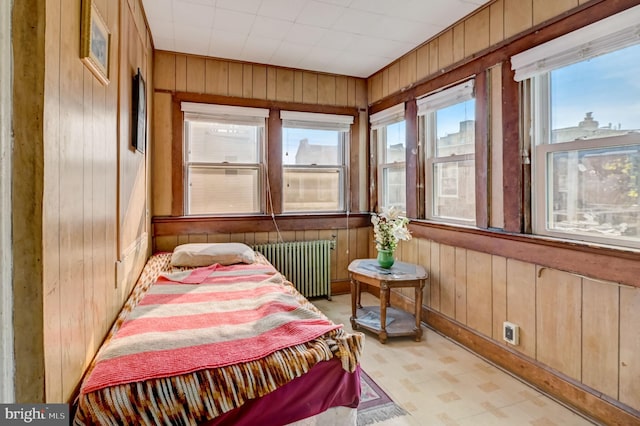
[80,0,110,85]
[132,68,146,153]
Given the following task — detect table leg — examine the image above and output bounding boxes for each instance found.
[350,277,358,329]
[379,281,388,344]
[414,280,424,341]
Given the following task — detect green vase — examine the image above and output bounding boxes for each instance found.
[377,249,395,269]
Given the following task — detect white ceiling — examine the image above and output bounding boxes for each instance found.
[142,0,491,78]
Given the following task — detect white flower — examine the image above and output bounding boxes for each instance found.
[371,207,411,252]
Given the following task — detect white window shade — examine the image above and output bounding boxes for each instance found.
[370,103,405,129]
[511,5,640,82]
[280,110,354,131]
[417,80,475,116]
[182,102,269,126]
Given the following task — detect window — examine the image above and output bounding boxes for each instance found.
[281,111,353,213]
[370,103,406,212]
[512,5,640,249]
[182,102,268,215]
[418,80,476,224]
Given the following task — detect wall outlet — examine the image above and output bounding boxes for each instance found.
[503,321,519,345]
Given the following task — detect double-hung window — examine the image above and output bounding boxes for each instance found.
[418,80,476,224]
[512,5,640,249]
[281,111,353,213]
[370,103,406,212]
[182,102,268,215]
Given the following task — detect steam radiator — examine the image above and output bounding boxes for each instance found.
[253,240,333,300]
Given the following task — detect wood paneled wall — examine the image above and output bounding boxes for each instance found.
[152,51,368,218]
[367,0,590,104]
[394,238,640,417]
[364,0,640,422]
[12,0,153,403]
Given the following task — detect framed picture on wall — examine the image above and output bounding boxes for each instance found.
[132,68,146,153]
[80,0,111,85]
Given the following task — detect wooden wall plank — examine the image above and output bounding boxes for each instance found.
[369,74,382,104]
[151,93,172,216]
[438,29,454,70]
[317,74,336,105]
[294,71,304,103]
[242,64,253,98]
[582,278,619,399]
[491,255,507,341]
[466,250,492,337]
[276,68,294,102]
[428,41,439,75]
[347,77,356,107]
[205,59,229,96]
[464,7,490,57]
[355,78,367,108]
[619,286,640,409]
[439,244,456,318]
[504,0,533,39]
[228,62,243,97]
[454,247,467,324]
[533,0,578,26]
[417,238,431,307]
[302,72,318,104]
[186,56,205,93]
[252,65,267,100]
[381,68,389,98]
[416,44,430,81]
[388,62,400,95]
[267,67,277,100]
[489,0,505,46]
[452,23,465,64]
[536,268,582,381]
[399,52,416,90]
[336,229,350,281]
[506,259,536,358]
[335,75,348,106]
[175,54,187,92]
[154,51,175,91]
[429,241,441,311]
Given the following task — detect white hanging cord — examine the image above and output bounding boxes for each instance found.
[264,169,284,243]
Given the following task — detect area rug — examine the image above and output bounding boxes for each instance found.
[357,370,408,425]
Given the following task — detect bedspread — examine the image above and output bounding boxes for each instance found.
[74,253,363,426]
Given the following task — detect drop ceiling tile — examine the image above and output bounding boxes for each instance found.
[173,0,215,28]
[286,23,328,46]
[296,1,346,28]
[216,0,263,14]
[213,8,256,34]
[152,35,176,51]
[270,42,310,67]
[348,0,410,16]
[376,16,441,44]
[258,0,307,22]
[250,16,295,40]
[142,0,173,22]
[316,0,354,6]
[331,8,385,35]
[317,30,358,51]
[209,31,247,58]
[241,36,281,63]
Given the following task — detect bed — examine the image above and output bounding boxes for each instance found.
[73,243,364,426]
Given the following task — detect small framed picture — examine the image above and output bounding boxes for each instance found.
[132,69,146,153]
[80,0,110,85]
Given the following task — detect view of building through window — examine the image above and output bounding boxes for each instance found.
[544,43,640,243]
[379,121,406,212]
[282,127,345,212]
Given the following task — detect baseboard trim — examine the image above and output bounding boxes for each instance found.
[419,306,639,426]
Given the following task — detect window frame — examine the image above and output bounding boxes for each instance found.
[280,111,353,213]
[418,79,477,226]
[181,103,268,216]
[370,103,406,213]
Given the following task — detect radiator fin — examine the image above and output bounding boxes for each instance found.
[253,240,333,300]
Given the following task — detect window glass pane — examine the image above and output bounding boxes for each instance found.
[382,121,406,163]
[550,43,640,144]
[547,145,640,240]
[282,128,342,165]
[433,160,476,221]
[382,167,406,211]
[435,99,475,157]
[188,167,260,214]
[187,121,259,163]
[283,169,341,212]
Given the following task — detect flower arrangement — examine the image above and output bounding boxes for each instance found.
[371,206,412,252]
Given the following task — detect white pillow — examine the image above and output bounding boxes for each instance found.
[170,243,256,267]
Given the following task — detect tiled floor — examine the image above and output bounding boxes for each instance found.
[313,293,597,426]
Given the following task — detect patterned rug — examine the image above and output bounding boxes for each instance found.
[357,370,408,425]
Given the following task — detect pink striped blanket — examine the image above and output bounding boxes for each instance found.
[80,263,341,394]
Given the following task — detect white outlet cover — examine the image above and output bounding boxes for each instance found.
[503,321,519,345]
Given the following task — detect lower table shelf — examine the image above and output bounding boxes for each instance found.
[351,305,422,343]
